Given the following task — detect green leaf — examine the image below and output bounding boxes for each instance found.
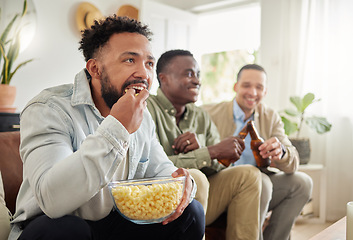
[301,93,315,112]
[284,109,300,117]
[7,58,34,83]
[281,116,298,136]
[305,116,332,134]
[0,14,19,44]
[0,14,19,65]
[0,40,5,58]
[22,0,28,17]
[6,31,21,74]
[290,96,302,112]
[1,56,9,84]
[0,40,10,84]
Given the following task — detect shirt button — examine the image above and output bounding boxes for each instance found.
[171,109,175,114]
[123,142,128,148]
[203,161,207,166]
[164,109,168,113]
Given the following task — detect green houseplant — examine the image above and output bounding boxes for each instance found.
[280,92,332,164]
[0,0,34,112]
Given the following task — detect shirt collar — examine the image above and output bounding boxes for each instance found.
[71,69,96,107]
[232,98,255,122]
[233,98,246,122]
[155,88,191,119]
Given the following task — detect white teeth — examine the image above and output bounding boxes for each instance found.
[132,86,144,91]
[125,86,146,94]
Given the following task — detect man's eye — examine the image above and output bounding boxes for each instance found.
[187,72,194,78]
[125,58,134,63]
[147,61,154,68]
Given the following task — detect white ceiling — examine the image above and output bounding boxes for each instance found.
[152,0,259,13]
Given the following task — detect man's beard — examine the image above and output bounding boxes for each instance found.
[100,70,150,109]
[100,71,123,109]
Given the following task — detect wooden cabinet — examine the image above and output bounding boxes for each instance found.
[0,112,20,132]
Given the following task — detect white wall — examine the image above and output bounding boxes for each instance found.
[197,3,261,56]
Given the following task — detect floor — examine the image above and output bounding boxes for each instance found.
[291,216,334,240]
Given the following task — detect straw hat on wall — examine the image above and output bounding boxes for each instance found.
[117,5,139,20]
[76,2,103,32]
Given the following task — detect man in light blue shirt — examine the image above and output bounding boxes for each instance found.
[204,64,313,240]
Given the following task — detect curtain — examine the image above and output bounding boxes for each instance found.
[299,0,353,220]
[261,0,353,220]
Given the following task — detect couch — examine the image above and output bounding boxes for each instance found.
[0,131,225,239]
[0,131,22,240]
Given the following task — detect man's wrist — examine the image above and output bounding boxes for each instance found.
[281,144,287,159]
[207,145,218,160]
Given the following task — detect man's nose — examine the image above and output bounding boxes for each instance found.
[249,87,257,96]
[192,75,200,85]
[133,65,149,79]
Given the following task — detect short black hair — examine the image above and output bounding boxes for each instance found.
[237,64,266,81]
[78,15,153,62]
[156,49,193,85]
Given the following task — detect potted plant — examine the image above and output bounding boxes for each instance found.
[280,92,332,164]
[0,0,34,112]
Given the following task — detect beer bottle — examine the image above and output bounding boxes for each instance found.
[248,120,271,168]
[218,124,248,167]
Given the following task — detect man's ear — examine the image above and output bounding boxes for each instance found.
[158,72,168,87]
[233,82,238,93]
[86,59,101,79]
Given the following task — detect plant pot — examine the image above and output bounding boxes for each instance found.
[290,138,311,165]
[0,84,17,113]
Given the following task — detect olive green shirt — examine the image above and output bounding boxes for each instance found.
[147,88,224,176]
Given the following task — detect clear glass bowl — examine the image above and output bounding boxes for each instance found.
[108,176,185,224]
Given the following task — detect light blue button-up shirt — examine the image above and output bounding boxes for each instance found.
[9,69,186,240]
[232,99,256,166]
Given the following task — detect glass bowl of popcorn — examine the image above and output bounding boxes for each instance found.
[108,176,185,224]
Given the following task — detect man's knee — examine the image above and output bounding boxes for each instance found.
[231,165,262,185]
[261,173,273,204]
[181,200,205,239]
[292,172,313,200]
[188,169,209,213]
[19,215,91,240]
[187,200,205,223]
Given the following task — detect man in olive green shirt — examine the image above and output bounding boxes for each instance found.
[147,49,262,240]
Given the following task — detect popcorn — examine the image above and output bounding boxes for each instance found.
[111,178,184,221]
